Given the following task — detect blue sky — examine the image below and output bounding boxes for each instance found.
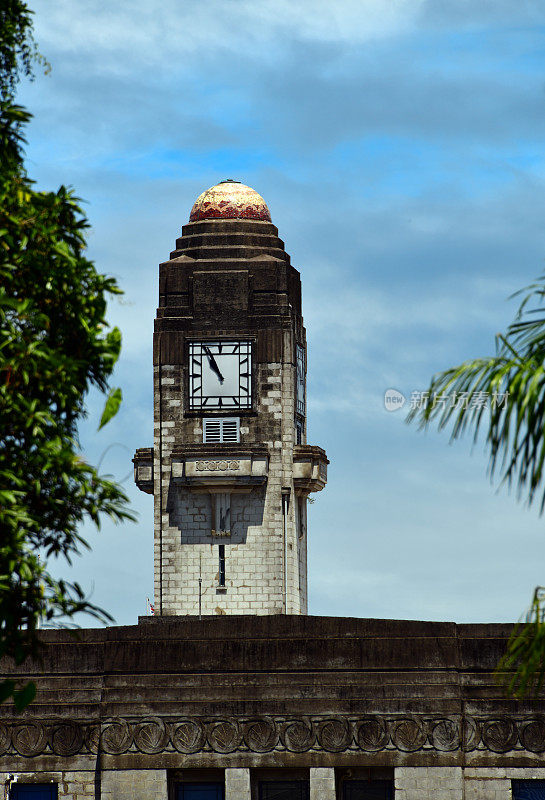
[19,0,545,625]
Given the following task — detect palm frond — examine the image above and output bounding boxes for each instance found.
[407,273,545,511]
[496,587,545,698]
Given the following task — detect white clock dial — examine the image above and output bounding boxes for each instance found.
[189,340,252,410]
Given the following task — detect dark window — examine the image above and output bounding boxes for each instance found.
[176,783,224,800]
[513,780,545,800]
[295,420,303,445]
[218,545,226,587]
[343,780,394,800]
[259,780,309,800]
[11,786,58,800]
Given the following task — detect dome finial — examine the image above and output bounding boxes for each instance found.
[190,181,271,223]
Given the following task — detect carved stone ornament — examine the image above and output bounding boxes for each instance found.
[429,718,461,752]
[50,721,83,756]
[207,719,241,753]
[0,723,10,756]
[280,718,315,752]
[357,715,390,751]
[196,460,240,471]
[317,718,351,752]
[462,715,480,752]
[12,722,47,757]
[133,717,168,754]
[100,718,133,755]
[391,717,427,752]
[243,717,278,752]
[170,719,206,754]
[481,717,518,753]
[520,718,545,753]
[3,714,545,757]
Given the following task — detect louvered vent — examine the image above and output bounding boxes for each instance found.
[203,418,240,444]
[222,419,239,443]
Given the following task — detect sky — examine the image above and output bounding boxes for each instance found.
[19,0,545,626]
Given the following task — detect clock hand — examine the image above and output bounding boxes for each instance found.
[204,346,224,383]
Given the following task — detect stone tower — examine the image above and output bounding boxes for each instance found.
[134,180,328,616]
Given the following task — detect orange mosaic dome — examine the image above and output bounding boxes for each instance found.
[189,179,272,223]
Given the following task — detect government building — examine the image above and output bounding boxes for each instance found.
[2,182,545,800]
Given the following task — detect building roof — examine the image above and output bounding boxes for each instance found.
[2,615,544,771]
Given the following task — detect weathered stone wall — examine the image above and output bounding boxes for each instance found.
[5,605,545,794]
[162,487,281,615]
[225,767,251,799]
[102,768,166,799]
[0,771,94,799]
[464,767,545,800]
[395,767,464,800]
[394,767,545,799]
[154,350,305,616]
[310,767,336,799]
[3,767,545,799]
[144,217,315,618]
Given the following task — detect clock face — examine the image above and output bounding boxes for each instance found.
[296,344,305,416]
[189,340,252,410]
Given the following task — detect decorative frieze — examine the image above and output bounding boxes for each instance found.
[3,714,545,758]
[196,460,240,471]
[170,445,269,494]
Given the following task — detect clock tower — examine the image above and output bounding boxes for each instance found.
[133,180,328,615]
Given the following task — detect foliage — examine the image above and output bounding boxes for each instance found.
[407,275,545,696]
[0,0,48,99]
[0,2,134,709]
[496,587,545,699]
[407,275,545,510]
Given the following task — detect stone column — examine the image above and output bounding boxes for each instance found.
[225,767,251,800]
[395,767,463,800]
[310,767,336,800]
[464,767,512,800]
[101,769,167,799]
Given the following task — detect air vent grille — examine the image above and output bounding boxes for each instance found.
[203,418,240,444]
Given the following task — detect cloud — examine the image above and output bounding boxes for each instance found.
[25,0,545,167]
[419,0,545,28]
[19,1,545,627]
[32,0,421,72]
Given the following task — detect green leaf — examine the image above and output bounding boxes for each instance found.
[0,9,133,708]
[13,681,36,711]
[0,680,15,704]
[98,387,122,430]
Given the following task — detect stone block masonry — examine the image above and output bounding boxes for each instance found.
[154,357,305,616]
[138,211,327,617]
[102,769,167,800]
[396,767,464,800]
[2,766,544,798]
[3,617,545,796]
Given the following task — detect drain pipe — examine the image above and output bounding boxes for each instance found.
[158,335,164,616]
[281,487,291,613]
[94,744,101,800]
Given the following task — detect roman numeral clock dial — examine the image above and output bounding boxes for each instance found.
[189,340,252,410]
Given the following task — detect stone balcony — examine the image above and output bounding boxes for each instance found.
[134,443,328,496]
[170,443,269,492]
[133,447,153,494]
[293,445,329,495]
